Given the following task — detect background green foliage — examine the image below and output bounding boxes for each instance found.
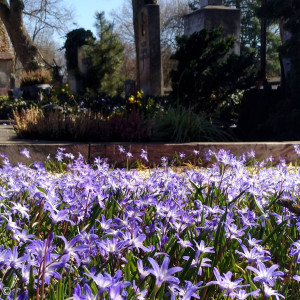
[263,0,300,99]
[170,27,256,123]
[188,0,281,78]
[82,12,125,97]
[152,106,233,142]
[63,28,95,70]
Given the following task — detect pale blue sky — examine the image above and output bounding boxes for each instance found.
[71,0,124,35]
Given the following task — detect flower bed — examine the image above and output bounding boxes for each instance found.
[0,147,299,299]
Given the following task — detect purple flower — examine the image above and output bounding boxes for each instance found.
[27,234,55,264]
[290,240,300,263]
[55,148,66,161]
[225,223,247,243]
[42,255,69,285]
[183,252,212,276]
[10,202,30,220]
[0,247,9,268]
[246,262,284,286]
[170,280,202,300]
[293,275,300,281]
[20,148,30,158]
[293,144,300,157]
[65,152,75,160]
[206,267,249,295]
[96,214,114,231]
[176,235,193,249]
[193,149,200,156]
[126,152,133,159]
[85,271,113,292]
[109,282,125,300]
[57,235,89,266]
[262,283,284,299]
[121,230,149,252]
[13,229,35,244]
[73,283,97,300]
[3,214,22,232]
[229,288,260,300]
[137,259,150,279]
[7,246,28,269]
[97,237,128,255]
[161,156,168,167]
[179,152,186,160]
[132,280,147,300]
[246,234,262,247]
[47,207,74,225]
[247,150,255,159]
[193,239,215,254]
[148,256,183,287]
[85,270,125,294]
[236,244,270,264]
[118,145,126,153]
[140,149,148,162]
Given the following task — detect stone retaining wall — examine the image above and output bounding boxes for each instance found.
[1,142,299,167]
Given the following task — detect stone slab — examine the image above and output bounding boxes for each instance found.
[90,142,300,168]
[0,125,299,166]
[0,144,89,165]
[184,6,241,55]
[138,4,163,95]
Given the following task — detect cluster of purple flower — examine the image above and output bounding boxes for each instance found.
[0,147,299,299]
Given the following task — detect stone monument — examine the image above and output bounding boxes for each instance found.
[0,21,14,95]
[68,47,90,95]
[184,0,241,54]
[135,1,163,96]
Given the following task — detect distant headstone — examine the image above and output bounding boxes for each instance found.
[125,80,136,98]
[184,1,241,54]
[68,47,90,95]
[137,3,163,96]
[77,47,90,75]
[0,22,14,95]
[200,0,223,7]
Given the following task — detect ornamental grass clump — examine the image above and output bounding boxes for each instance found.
[0,147,300,299]
[20,68,51,86]
[12,105,151,142]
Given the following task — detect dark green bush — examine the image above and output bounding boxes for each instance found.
[170,27,257,124]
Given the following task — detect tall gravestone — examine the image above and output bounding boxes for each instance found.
[68,47,90,95]
[184,0,241,54]
[0,22,14,95]
[135,1,163,96]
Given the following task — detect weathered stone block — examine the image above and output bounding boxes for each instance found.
[138,4,163,96]
[184,5,241,54]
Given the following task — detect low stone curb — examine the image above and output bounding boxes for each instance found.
[1,142,299,167]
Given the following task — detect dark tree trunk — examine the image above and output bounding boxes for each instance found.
[0,0,43,71]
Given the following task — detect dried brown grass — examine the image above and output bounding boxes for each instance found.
[13,107,151,142]
[20,68,51,86]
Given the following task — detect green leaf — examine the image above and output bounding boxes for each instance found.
[252,195,265,215]
[157,282,166,300]
[36,186,47,195]
[261,219,288,246]
[57,278,63,300]
[212,207,228,266]
[28,265,35,299]
[49,285,57,300]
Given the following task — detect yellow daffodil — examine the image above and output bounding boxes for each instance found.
[129,95,135,103]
